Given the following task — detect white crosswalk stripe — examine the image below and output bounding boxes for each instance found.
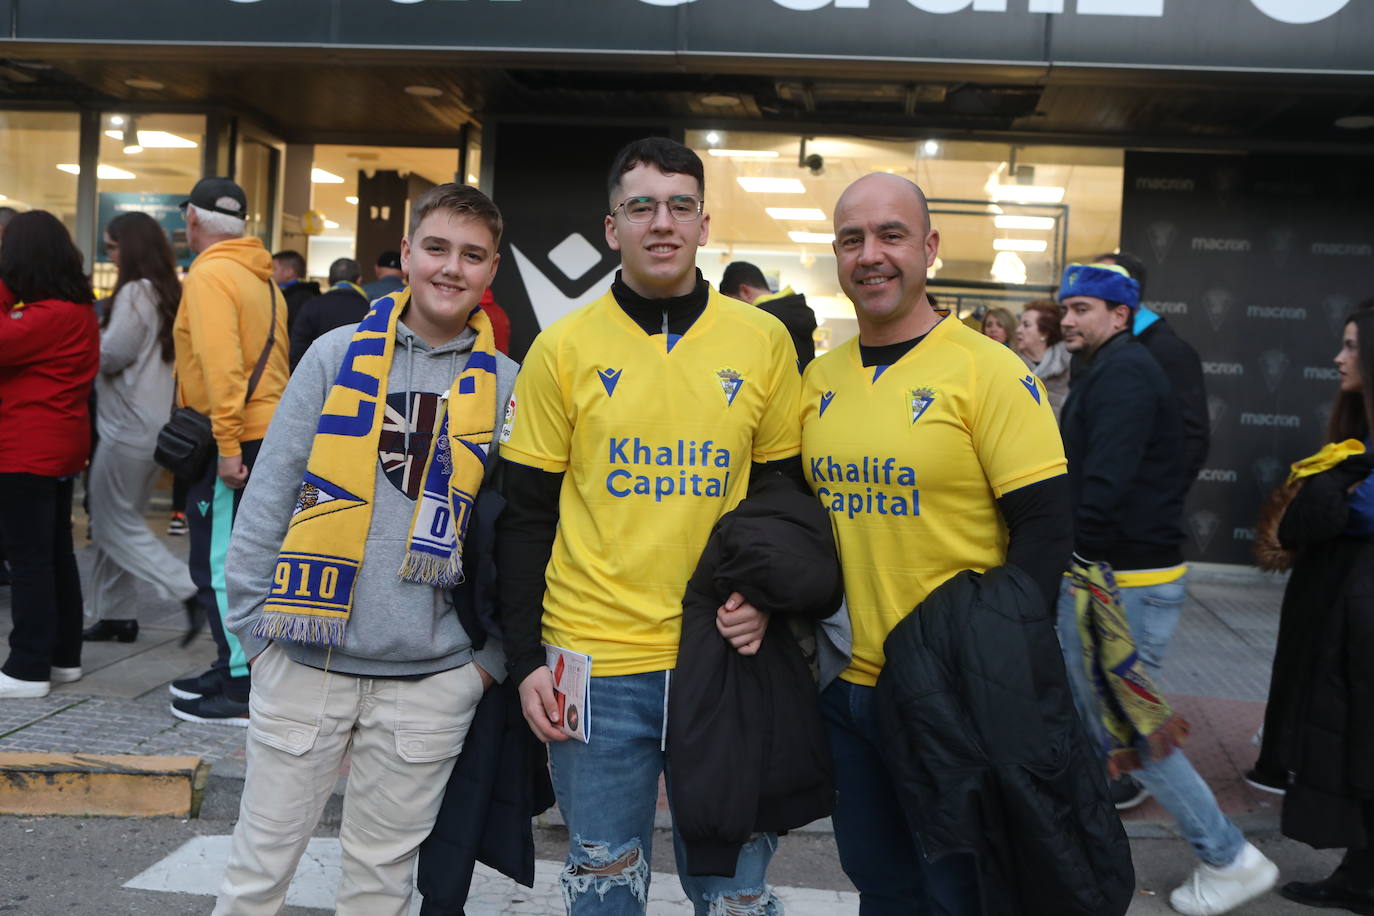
[124,835,860,914]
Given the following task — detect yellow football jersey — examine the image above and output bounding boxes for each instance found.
[801,317,1067,686]
[500,287,802,675]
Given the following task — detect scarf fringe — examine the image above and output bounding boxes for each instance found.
[399,549,466,588]
[252,612,348,648]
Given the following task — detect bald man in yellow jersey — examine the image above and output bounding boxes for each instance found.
[801,173,1071,914]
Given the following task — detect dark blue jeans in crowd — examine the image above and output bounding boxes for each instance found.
[821,678,980,916]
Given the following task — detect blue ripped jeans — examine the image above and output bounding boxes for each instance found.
[546,671,781,916]
[1055,573,1245,867]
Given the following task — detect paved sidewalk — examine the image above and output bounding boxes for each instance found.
[0,491,1291,826]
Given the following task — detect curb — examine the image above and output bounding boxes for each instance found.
[0,752,209,818]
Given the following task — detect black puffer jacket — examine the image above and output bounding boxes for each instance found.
[1276,455,1374,850]
[668,473,842,877]
[874,566,1133,916]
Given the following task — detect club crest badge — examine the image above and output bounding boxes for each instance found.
[909,386,936,425]
[716,368,744,406]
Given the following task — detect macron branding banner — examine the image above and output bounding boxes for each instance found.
[7,0,1371,74]
[1121,150,1374,565]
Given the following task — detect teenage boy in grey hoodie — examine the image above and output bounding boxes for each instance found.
[214,185,517,916]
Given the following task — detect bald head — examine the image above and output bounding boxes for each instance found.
[835,173,931,236]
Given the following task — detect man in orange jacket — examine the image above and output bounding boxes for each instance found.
[168,177,288,725]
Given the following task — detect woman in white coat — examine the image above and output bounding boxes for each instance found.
[83,212,200,643]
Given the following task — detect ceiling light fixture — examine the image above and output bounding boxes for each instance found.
[766,207,826,221]
[56,163,136,180]
[991,251,1028,285]
[788,231,835,244]
[124,78,165,91]
[737,177,806,194]
[994,215,1056,231]
[708,149,780,159]
[344,196,359,205]
[324,219,341,229]
[466,174,478,183]
[989,185,1065,204]
[923,139,940,156]
[109,115,125,127]
[705,132,721,146]
[700,94,739,107]
[122,117,143,154]
[1334,114,1374,129]
[993,238,1048,253]
[404,85,443,98]
[311,168,346,184]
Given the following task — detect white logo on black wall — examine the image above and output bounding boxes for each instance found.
[1144,300,1188,315]
[1268,227,1296,266]
[1147,221,1177,263]
[1190,510,1221,553]
[1258,349,1290,394]
[1192,237,1251,253]
[1207,395,1228,434]
[1324,295,1352,334]
[1240,412,1301,428]
[1203,362,1244,377]
[1202,288,1234,332]
[1211,166,1243,208]
[1247,305,1307,320]
[1304,366,1340,381]
[1311,242,1373,257]
[1135,177,1195,192]
[1197,468,1237,483]
[1252,456,1283,493]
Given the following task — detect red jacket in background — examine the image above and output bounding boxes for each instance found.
[0,279,100,476]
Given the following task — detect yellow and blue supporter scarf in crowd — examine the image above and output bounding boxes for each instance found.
[253,290,497,647]
[1068,557,1191,775]
[1286,438,1366,486]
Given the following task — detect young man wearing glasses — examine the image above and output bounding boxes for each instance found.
[496,137,802,914]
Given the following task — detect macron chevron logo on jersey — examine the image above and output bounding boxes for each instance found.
[1019,374,1042,405]
[716,368,744,406]
[598,368,623,397]
[819,390,836,417]
[910,387,935,425]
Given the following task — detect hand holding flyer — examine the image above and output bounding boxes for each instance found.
[542,643,591,743]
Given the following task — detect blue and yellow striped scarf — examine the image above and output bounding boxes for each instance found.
[253,289,497,647]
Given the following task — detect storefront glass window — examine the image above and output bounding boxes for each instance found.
[0,110,81,235]
[92,113,207,291]
[686,130,1123,353]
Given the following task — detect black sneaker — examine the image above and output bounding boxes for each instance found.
[170,693,249,727]
[169,668,225,701]
[1243,767,1288,796]
[1110,773,1151,810]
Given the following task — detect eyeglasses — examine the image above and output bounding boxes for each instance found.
[611,195,704,223]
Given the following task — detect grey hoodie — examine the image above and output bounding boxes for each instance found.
[225,318,517,678]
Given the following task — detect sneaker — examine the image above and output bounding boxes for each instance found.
[0,670,51,699]
[82,619,139,643]
[1242,767,1287,796]
[50,666,82,684]
[167,512,188,536]
[1169,842,1279,915]
[1111,773,1151,810]
[169,668,225,701]
[170,693,249,726]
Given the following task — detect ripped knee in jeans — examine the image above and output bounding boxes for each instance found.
[705,885,780,916]
[560,836,650,909]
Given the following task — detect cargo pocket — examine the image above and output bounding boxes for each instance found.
[250,708,321,757]
[393,663,482,763]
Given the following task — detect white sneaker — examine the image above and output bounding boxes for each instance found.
[1170,842,1279,915]
[0,670,51,698]
[51,666,82,684]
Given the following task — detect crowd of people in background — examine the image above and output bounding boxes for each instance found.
[0,146,1372,916]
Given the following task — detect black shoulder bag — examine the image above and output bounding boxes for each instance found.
[155,281,279,479]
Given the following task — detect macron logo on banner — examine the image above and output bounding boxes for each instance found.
[598,368,623,397]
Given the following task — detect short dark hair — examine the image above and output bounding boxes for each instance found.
[328,257,361,285]
[0,206,17,228]
[272,249,306,278]
[1095,250,1148,298]
[0,210,93,305]
[607,137,705,203]
[719,261,769,298]
[408,183,503,248]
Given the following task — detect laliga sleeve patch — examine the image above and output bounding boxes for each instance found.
[499,392,516,443]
